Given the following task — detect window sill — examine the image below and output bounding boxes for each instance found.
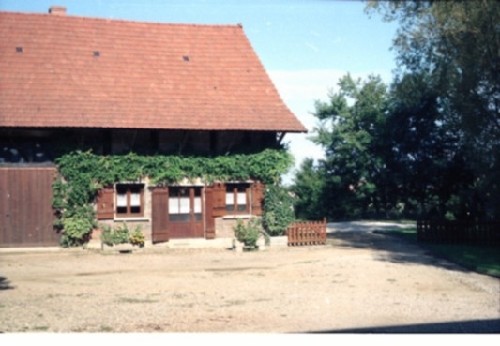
[222,215,255,220]
[113,217,150,222]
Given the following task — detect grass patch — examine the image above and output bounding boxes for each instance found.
[425,243,500,278]
[378,227,500,278]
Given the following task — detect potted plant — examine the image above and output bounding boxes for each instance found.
[129,226,145,248]
[233,218,262,251]
[100,223,144,252]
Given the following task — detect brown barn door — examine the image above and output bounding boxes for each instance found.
[0,167,59,247]
[152,186,205,242]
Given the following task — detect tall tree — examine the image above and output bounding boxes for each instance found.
[387,72,473,219]
[291,158,326,220]
[308,74,390,219]
[367,0,500,219]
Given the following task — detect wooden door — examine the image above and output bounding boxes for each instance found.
[152,188,169,243]
[167,186,204,238]
[0,167,59,247]
[152,186,204,242]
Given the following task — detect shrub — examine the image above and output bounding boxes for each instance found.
[113,223,131,245]
[60,216,94,247]
[100,225,115,247]
[129,226,145,247]
[100,223,142,247]
[234,218,262,248]
[263,184,295,236]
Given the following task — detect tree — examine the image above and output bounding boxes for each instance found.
[387,72,473,219]
[262,184,295,236]
[305,74,390,220]
[291,158,325,220]
[367,0,500,219]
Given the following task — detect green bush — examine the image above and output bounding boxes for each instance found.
[112,223,131,245]
[100,223,145,247]
[100,225,115,247]
[129,226,145,247]
[60,216,94,247]
[234,218,262,248]
[263,185,295,236]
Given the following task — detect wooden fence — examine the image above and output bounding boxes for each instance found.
[286,218,327,246]
[417,220,500,245]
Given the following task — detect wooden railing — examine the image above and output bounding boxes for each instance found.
[417,220,500,244]
[286,219,327,246]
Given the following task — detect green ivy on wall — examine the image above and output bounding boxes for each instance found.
[52,149,293,247]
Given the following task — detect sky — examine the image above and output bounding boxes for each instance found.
[0,0,399,184]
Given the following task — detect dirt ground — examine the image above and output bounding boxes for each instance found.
[1,223,499,333]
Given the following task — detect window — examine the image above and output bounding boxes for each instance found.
[168,187,203,222]
[225,183,250,214]
[115,184,144,218]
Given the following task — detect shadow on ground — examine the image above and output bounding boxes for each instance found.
[307,318,500,334]
[0,276,14,290]
[327,230,472,275]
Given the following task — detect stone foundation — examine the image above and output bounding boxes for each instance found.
[215,215,259,239]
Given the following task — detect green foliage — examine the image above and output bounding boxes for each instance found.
[304,74,390,220]
[100,223,144,247]
[234,218,262,248]
[53,149,292,246]
[112,223,131,245]
[292,158,326,220]
[100,225,115,247]
[298,70,483,221]
[378,227,500,278]
[129,227,145,247]
[55,149,292,187]
[366,0,500,220]
[262,185,295,236]
[294,1,499,222]
[60,216,94,247]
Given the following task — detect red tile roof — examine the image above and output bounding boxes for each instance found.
[0,10,306,132]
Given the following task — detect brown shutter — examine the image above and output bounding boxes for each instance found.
[211,182,226,217]
[204,187,215,239]
[96,188,114,220]
[251,181,265,216]
[152,188,169,243]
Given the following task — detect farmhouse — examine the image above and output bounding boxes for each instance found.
[0,6,306,248]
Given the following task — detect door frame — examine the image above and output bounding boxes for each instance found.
[152,185,205,243]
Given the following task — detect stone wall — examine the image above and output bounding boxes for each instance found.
[215,216,260,239]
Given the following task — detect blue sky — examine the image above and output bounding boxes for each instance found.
[0,0,398,184]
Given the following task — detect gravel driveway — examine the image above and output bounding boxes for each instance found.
[1,221,499,333]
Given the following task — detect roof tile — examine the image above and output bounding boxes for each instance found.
[0,11,306,132]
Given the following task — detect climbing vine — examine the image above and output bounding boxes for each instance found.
[52,149,293,246]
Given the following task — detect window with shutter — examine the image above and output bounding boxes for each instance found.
[115,184,145,218]
[225,183,251,215]
[208,181,264,218]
